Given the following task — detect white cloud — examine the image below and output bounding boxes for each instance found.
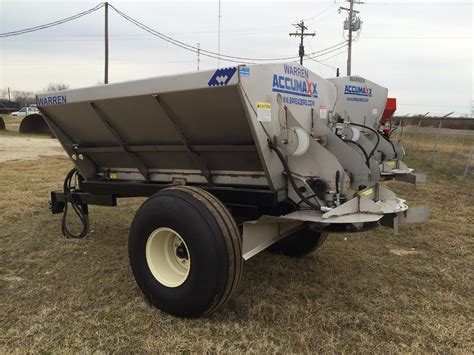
[0,0,472,115]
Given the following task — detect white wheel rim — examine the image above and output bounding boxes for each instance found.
[145,227,191,288]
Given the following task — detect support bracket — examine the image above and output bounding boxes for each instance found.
[37,107,97,179]
[88,101,150,181]
[153,94,212,183]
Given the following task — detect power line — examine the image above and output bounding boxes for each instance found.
[0,3,105,38]
[104,2,109,84]
[217,0,221,67]
[289,21,316,65]
[307,40,345,72]
[107,4,254,64]
[365,2,472,6]
[306,57,337,70]
[111,3,339,61]
[197,43,201,71]
[307,42,348,59]
[0,2,348,65]
[363,35,471,39]
[306,48,348,66]
[307,41,348,57]
[340,0,363,76]
[298,2,339,23]
[109,3,347,63]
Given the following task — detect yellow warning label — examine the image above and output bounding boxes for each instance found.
[386,161,396,166]
[256,102,271,122]
[360,188,374,197]
[109,172,117,180]
[257,102,271,110]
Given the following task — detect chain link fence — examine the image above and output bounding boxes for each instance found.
[395,121,473,180]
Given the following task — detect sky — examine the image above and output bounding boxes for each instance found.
[0,0,472,116]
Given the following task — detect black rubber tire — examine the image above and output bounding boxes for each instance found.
[267,229,328,257]
[128,186,242,317]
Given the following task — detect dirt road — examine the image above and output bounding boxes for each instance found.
[0,135,65,162]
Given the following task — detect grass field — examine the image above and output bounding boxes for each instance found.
[398,128,474,179]
[0,115,51,139]
[1,115,22,133]
[1,141,473,352]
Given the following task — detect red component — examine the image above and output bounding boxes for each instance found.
[380,97,397,124]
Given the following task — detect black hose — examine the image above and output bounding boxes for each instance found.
[386,137,399,159]
[62,168,89,239]
[343,139,371,168]
[379,126,399,159]
[268,141,321,210]
[348,122,380,161]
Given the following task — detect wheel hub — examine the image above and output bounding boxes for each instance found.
[145,227,191,288]
[175,243,188,259]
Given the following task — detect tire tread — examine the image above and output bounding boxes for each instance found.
[164,186,243,315]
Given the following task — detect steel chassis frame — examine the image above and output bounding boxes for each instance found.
[50,179,282,222]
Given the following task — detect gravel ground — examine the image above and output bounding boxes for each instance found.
[0,136,66,162]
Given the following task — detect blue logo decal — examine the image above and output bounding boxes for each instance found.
[272,75,318,98]
[37,95,67,106]
[344,85,372,97]
[283,64,309,79]
[239,66,250,77]
[283,96,315,107]
[208,67,237,86]
[271,65,318,106]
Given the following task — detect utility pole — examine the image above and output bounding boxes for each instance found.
[197,43,201,71]
[289,21,315,65]
[7,87,11,101]
[217,0,221,68]
[104,2,109,84]
[339,0,362,76]
[347,0,354,76]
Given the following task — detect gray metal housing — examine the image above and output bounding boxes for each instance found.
[38,63,428,259]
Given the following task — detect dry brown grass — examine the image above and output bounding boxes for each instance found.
[399,130,474,178]
[0,115,50,139]
[1,153,473,352]
[1,115,22,133]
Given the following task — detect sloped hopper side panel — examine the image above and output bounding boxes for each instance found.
[41,85,264,178]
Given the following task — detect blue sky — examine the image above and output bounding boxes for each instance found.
[0,0,472,116]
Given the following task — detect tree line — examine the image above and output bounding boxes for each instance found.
[0,83,70,106]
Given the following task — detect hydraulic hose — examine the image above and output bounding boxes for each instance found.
[348,122,380,162]
[386,136,399,159]
[268,141,321,210]
[343,139,371,168]
[62,168,90,239]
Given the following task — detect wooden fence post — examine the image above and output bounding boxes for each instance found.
[411,117,422,154]
[431,119,443,163]
[463,146,473,180]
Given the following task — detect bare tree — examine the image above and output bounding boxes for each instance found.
[44,83,70,92]
[12,91,35,106]
[0,88,9,100]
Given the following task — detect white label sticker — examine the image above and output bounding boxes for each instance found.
[319,105,327,119]
[372,107,378,115]
[256,102,271,122]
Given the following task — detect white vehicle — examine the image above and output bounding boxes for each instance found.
[11,106,39,117]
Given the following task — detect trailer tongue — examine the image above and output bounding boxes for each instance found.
[38,63,428,317]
